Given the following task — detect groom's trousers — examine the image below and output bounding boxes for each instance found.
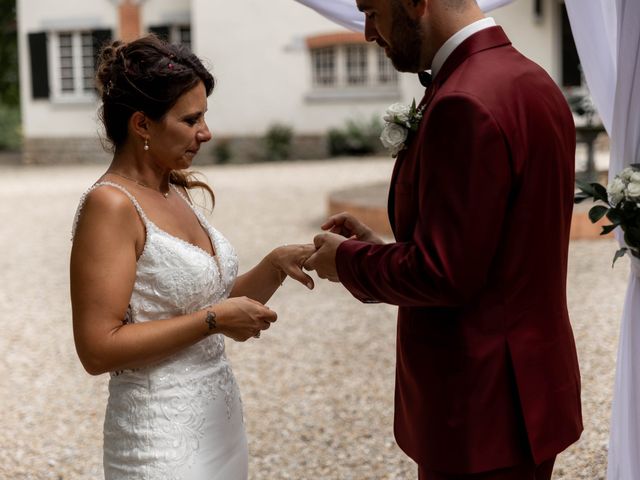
[418,456,555,480]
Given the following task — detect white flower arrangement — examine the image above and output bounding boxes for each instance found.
[380,100,425,158]
[576,164,640,265]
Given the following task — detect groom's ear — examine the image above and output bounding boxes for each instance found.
[403,0,427,19]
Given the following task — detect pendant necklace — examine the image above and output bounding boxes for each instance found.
[107,171,170,198]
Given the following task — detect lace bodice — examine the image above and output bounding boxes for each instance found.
[72,181,247,479]
[73,180,238,316]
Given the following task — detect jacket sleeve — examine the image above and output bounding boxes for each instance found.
[336,93,512,307]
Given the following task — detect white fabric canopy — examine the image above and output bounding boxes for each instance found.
[294,0,516,32]
[566,1,640,478]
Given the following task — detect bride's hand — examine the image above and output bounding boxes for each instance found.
[214,296,277,342]
[268,244,316,290]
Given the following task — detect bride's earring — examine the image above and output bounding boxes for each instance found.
[144,138,150,151]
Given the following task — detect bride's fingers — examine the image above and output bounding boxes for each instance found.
[286,265,315,289]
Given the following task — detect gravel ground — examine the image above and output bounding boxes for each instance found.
[0,157,628,479]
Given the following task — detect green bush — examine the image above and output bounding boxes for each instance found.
[0,104,21,151]
[328,116,383,156]
[212,139,232,164]
[263,123,293,161]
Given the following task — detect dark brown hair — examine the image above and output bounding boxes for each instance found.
[96,34,215,205]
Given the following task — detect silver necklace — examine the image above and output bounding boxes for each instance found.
[107,171,170,198]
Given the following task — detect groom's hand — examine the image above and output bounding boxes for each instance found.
[322,212,385,245]
[303,232,346,282]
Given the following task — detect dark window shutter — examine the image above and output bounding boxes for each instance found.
[28,32,49,99]
[560,4,581,87]
[149,25,170,42]
[92,29,113,73]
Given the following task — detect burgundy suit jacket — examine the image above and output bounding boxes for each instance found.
[336,27,582,474]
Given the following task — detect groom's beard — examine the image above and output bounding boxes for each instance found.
[387,1,424,73]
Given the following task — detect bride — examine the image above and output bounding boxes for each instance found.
[70,35,314,479]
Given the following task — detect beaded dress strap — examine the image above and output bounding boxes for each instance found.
[170,184,204,220]
[169,184,221,263]
[71,181,150,240]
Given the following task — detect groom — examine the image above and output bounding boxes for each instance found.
[304,0,582,478]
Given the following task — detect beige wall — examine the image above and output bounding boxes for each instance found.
[491,0,562,82]
[192,0,424,137]
[18,0,564,145]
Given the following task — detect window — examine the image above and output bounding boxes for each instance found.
[49,31,96,101]
[306,32,400,101]
[560,3,581,87]
[177,26,191,50]
[149,25,192,51]
[310,43,399,90]
[28,29,111,101]
[377,48,398,85]
[345,44,368,85]
[312,47,336,86]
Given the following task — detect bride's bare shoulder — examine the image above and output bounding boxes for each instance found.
[73,183,141,241]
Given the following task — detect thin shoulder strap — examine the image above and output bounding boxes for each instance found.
[71,181,150,240]
[170,184,205,221]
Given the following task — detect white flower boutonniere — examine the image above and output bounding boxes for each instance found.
[380,99,425,158]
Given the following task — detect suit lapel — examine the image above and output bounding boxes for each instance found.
[387,27,512,236]
[388,84,438,234]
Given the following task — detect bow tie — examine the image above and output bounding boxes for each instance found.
[418,71,433,88]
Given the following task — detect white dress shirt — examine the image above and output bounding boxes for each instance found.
[431,17,497,79]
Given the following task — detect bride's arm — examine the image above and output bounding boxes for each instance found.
[229,244,316,304]
[71,187,276,376]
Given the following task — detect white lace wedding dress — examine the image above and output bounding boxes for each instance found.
[73,181,248,480]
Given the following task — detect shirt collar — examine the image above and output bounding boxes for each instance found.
[430,17,497,79]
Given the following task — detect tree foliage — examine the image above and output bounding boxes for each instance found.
[0,0,19,106]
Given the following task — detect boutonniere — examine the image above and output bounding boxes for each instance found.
[380,99,426,158]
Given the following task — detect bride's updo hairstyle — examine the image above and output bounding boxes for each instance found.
[96,34,215,204]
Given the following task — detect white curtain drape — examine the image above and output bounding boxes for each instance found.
[294,0,516,32]
[565,1,617,132]
[565,0,640,478]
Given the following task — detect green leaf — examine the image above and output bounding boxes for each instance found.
[624,230,640,251]
[592,183,609,203]
[601,224,618,235]
[606,208,623,225]
[613,248,628,267]
[574,192,592,204]
[622,201,639,214]
[625,226,640,248]
[409,99,417,116]
[575,179,595,196]
[588,205,609,223]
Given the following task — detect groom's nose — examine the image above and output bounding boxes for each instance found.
[364,17,380,44]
